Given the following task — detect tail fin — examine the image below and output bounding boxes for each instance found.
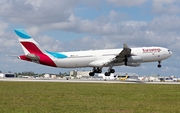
[14,29,58,67]
[14,29,46,55]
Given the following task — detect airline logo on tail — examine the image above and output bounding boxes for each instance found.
[14,29,67,67]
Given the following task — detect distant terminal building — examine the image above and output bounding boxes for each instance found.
[69,70,140,80]
[0,73,16,78]
[148,74,178,82]
[70,70,90,78]
[148,74,160,82]
[98,73,115,80]
[43,74,57,79]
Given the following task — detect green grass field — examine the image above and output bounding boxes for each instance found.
[0,82,179,113]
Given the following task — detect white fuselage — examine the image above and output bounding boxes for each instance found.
[51,47,172,68]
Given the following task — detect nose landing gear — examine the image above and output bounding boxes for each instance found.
[157,61,162,68]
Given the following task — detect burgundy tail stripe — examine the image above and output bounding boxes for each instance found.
[20,42,57,67]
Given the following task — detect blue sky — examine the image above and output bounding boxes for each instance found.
[0,0,180,77]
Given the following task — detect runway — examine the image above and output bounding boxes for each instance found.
[0,78,180,84]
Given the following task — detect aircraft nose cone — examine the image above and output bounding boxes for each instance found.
[170,51,173,55]
[168,49,173,57]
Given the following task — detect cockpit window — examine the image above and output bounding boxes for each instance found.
[168,50,172,54]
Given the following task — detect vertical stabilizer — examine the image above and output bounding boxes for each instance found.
[14,29,46,55]
[14,29,57,67]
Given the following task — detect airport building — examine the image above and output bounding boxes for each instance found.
[70,70,90,77]
[43,74,57,79]
[0,70,178,82]
[0,73,16,78]
[69,70,179,82]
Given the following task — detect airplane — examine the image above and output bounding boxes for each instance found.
[14,29,172,76]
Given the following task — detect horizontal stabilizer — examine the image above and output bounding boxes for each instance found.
[26,53,39,61]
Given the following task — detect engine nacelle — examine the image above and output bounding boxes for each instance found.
[126,56,142,67]
[126,62,141,67]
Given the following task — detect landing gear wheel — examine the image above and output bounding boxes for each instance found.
[124,57,128,66]
[89,72,95,76]
[98,70,102,73]
[125,62,127,66]
[93,67,102,73]
[105,72,110,76]
[110,69,115,73]
[157,61,162,68]
[157,64,161,68]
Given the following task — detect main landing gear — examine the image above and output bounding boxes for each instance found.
[104,67,115,76]
[157,61,162,68]
[89,67,115,76]
[89,67,102,76]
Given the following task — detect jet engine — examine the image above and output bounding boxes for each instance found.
[125,56,142,67]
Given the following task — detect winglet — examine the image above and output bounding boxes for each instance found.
[123,43,130,49]
[14,29,31,39]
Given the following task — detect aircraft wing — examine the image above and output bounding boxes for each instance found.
[104,44,132,65]
[115,43,131,59]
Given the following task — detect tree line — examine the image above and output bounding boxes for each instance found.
[0,71,70,77]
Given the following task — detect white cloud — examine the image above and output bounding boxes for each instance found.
[148,15,180,32]
[25,26,41,37]
[0,21,21,55]
[25,0,43,10]
[107,0,148,7]
[0,0,72,25]
[0,0,102,26]
[152,0,180,14]
[0,21,8,36]
[36,35,63,52]
[46,12,147,37]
